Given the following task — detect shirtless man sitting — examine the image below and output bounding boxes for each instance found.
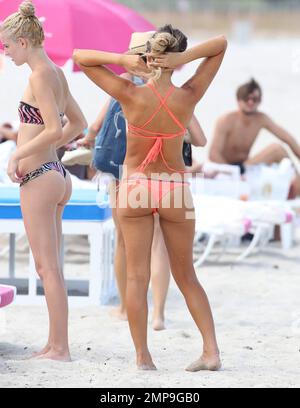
[209,78,300,196]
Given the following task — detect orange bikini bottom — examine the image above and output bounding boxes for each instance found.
[119,177,190,214]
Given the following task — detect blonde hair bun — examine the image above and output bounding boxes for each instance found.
[1,0,44,47]
[19,1,35,18]
[149,32,178,54]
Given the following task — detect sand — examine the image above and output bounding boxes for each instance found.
[1,231,300,388]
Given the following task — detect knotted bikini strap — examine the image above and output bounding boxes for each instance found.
[146,83,186,133]
[140,84,176,129]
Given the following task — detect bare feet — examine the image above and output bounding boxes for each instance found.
[26,344,51,359]
[137,353,157,371]
[35,348,71,362]
[185,354,221,372]
[152,317,166,331]
[110,306,127,321]
[138,363,157,371]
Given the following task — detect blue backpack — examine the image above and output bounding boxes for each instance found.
[93,76,144,179]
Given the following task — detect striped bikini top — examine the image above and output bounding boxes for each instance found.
[128,83,186,173]
[18,101,64,125]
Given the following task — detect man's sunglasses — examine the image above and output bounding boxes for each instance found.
[243,95,261,103]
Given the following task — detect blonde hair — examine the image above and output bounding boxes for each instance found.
[145,24,189,82]
[142,33,178,81]
[148,32,178,55]
[1,1,44,47]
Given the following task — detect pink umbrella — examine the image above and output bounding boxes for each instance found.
[0,0,155,73]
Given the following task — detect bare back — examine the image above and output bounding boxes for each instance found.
[73,34,227,177]
[121,83,196,178]
[18,64,68,175]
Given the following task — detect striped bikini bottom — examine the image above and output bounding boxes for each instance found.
[20,161,67,187]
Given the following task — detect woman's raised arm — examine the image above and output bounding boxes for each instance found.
[73,50,148,103]
[150,35,227,102]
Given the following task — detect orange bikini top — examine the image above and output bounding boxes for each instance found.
[128,83,186,173]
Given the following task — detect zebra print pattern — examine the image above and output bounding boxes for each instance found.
[20,161,67,187]
[18,101,64,125]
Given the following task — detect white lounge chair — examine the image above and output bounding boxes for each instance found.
[192,195,295,266]
[192,195,255,267]
[0,186,116,306]
[191,158,297,266]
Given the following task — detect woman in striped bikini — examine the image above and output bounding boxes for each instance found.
[0,1,87,361]
[74,25,227,371]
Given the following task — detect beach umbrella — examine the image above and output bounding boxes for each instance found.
[0,0,155,73]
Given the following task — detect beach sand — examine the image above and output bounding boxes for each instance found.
[1,230,300,388]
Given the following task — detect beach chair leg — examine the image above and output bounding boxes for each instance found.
[109,228,117,299]
[236,225,264,261]
[99,220,117,305]
[193,231,203,244]
[193,231,205,255]
[9,233,16,278]
[89,228,104,305]
[194,233,218,268]
[280,222,294,249]
[214,235,236,261]
[0,234,25,278]
[259,225,274,248]
[28,250,37,301]
[101,226,109,303]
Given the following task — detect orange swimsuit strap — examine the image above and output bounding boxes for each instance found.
[127,83,187,173]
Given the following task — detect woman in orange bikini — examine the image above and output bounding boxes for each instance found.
[73,25,227,371]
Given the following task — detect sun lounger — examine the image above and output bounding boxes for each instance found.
[190,158,297,265]
[0,186,116,306]
[192,195,260,266]
[192,195,295,266]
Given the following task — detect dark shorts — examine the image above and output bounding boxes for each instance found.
[230,161,246,175]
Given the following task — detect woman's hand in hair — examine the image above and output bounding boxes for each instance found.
[121,54,150,76]
[148,52,185,70]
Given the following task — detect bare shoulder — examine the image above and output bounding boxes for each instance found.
[54,65,65,78]
[55,65,69,91]
[29,66,58,88]
[177,84,195,98]
[29,69,48,85]
[216,111,236,128]
[174,85,197,109]
[256,111,271,125]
